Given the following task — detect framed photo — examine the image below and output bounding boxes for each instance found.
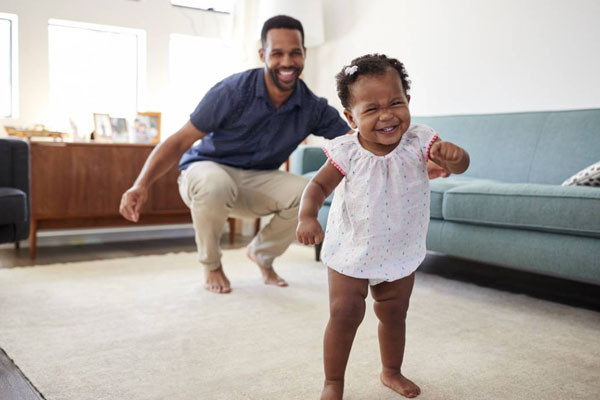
[93,113,112,140]
[110,117,129,142]
[133,112,161,144]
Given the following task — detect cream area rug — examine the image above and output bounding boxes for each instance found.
[0,245,599,400]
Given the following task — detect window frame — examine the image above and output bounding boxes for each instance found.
[170,0,233,14]
[0,12,19,119]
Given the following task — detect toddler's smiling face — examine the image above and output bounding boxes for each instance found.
[344,68,411,156]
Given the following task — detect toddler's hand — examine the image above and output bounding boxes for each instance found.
[430,141,465,165]
[296,218,324,245]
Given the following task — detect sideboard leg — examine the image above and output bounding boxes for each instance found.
[227,218,235,244]
[254,218,261,235]
[29,219,37,260]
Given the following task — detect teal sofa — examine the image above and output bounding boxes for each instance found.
[291,109,600,284]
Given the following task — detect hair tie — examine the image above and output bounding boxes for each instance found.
[344,65,358,76]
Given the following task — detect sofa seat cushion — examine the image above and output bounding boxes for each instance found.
[443,182,600,237]
[429,176,498,219]
[0,187,27,224]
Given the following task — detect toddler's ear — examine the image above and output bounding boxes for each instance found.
[343,109,357,129]
[406,95,411,104]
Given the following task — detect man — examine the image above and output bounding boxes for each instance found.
[120,15,353,294]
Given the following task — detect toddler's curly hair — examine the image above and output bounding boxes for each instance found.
[335,54,411,109]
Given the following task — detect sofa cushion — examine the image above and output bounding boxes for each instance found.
[413,113,547,183]
[562,161,600,187]
[528,109,600,184]
[443,182,600,237]
[0,187,27,225]
[414,109,600,185]
[429,176,498,219]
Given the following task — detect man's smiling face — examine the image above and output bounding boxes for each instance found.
[260,28,306,92]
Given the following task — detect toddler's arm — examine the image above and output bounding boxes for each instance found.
[429,139,470,174]
[296,162,344,245]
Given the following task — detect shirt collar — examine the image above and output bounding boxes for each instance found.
[256,68,302,110]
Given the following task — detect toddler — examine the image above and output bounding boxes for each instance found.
[296,54,470,399]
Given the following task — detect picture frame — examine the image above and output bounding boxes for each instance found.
[133,112,161,144]
[93,113,112,141]
[110,117,129,142]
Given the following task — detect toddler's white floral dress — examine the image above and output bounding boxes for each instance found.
[321,124,438,283]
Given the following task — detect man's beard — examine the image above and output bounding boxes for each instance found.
[268,67,301,91]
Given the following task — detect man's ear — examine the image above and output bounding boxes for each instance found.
[406,94,411,104]
[258,48,265,62]
[343,109,357,130]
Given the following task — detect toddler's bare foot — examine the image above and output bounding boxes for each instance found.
[204,266,231,294]
[320,381,344,400]
[246,247,288,287]
[380,371,420,398]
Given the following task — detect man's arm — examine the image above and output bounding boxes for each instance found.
[119,121,207,222]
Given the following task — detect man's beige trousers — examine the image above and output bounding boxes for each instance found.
[178,161,308,271]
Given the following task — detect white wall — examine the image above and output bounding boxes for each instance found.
[3,0,600,138]
[305,0,600,119]
[0,0,234,136]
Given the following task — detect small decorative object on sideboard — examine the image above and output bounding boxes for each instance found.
[110,117,129,142]
[93,113,113,141]
[4,124,67,142]
[133,111,161,143]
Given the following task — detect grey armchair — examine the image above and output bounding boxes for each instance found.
[0,138,30,245]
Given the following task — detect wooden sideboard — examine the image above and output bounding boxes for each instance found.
[29,141,192,258]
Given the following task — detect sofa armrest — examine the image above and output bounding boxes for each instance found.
[290,145,327,176]
[0,138,30,197]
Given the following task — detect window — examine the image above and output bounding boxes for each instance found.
[165,34,237,137]
[170,0,234,13]
[0,13,18,118]
[47,19,145,137]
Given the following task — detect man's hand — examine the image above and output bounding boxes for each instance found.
[296,218,325,245]
[119,186,148,222]
[426,160,450,179]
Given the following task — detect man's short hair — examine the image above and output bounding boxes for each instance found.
[261,15,305,48]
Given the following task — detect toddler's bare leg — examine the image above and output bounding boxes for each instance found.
[321,268,369,400]
[371,273,420,398]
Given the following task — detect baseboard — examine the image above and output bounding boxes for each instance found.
[18,224,195,248]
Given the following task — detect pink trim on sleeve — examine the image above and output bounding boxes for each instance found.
[322,146,347,176]
[426,133,439,162]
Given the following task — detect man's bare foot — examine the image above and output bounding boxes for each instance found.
[380,372,421,398]
[246,247,288,287]
[204,266,231,294]
[320,382,343,400]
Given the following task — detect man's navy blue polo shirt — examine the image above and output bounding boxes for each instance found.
[179,68,350,171]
